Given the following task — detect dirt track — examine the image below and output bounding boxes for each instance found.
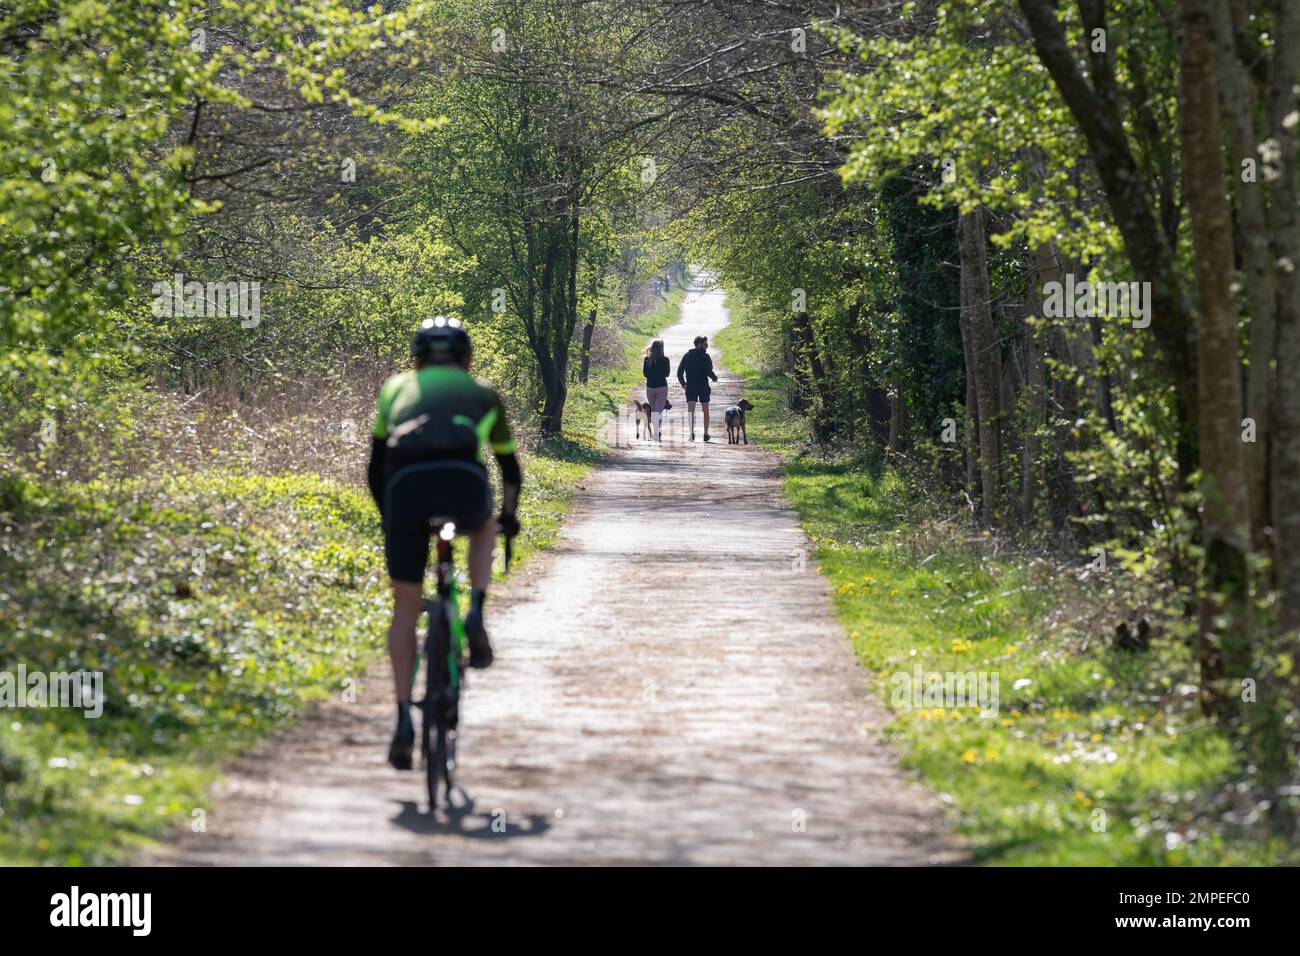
[152,276,960,865]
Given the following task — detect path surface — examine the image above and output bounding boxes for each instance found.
[153,276,959,865]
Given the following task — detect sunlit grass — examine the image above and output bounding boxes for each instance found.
[0,471,389,864]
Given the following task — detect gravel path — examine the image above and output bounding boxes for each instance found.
[152,276,960,865]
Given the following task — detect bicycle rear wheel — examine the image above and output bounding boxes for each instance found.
[424,604,451,812]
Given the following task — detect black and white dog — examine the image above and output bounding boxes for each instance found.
[724,399,754,445]
[630,397,671,440]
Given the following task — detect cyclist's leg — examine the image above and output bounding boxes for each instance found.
[460,490,496,669]
[385,580,422,769]
[387,581,422,703]
[462,519,495,668]
[467,519,494,592]
[382,482,432,769]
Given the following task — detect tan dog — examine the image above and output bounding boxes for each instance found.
[724,399,754,444]
[630,398,671,440]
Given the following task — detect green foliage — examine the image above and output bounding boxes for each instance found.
[136,220,472,390]
[811,0,1200,591]
[1,0,439,370]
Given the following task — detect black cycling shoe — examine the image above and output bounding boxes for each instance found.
[464,608,494,669]
[388,721,414,771]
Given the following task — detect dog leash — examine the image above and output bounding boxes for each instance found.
[708,381,744,407]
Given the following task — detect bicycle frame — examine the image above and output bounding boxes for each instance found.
[433,529,467,690]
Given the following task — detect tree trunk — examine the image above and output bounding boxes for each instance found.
[578,306,596,385]
[1214,0,1278,552]
[887,385,904,455]
[1268,0,1300,633]
[958,284,980,499]
[1024,243,1053,520]
[1180,0,1255,708]
[792,311,835,439]
[959,207,1002,521]
[539,373,567,436]
[847,320,890,448]
[537,231,564,437]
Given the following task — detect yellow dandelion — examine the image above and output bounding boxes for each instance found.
[960,750,977,764]
[984,749,999,762]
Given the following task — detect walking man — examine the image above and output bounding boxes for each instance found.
[677,335,719,442]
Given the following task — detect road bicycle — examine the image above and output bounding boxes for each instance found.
[415,519,512,814]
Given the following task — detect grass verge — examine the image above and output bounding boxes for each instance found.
[717,295,1292,866]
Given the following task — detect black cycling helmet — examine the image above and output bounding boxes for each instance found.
[412,316,471,365]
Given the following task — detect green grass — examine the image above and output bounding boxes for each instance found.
[0,470,388,864]
[717,296,1294,866]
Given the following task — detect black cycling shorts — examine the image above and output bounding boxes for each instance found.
[684,382,711,403]
[382,460,492,583]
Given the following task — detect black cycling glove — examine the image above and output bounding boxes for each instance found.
[497,512,521,538]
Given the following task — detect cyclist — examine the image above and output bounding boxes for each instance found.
[367,317,521,771]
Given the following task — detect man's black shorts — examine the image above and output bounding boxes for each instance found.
[382,460,492,583]
[684,382,711,403]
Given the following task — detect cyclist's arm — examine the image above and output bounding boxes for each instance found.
[496,452,521,514]
[487,392,522,517]
[368,381,395,516]
[367,439,387,515]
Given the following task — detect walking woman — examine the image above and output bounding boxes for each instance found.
[642,339,671,440]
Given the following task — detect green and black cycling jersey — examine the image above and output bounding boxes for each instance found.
[366,365,521,515]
